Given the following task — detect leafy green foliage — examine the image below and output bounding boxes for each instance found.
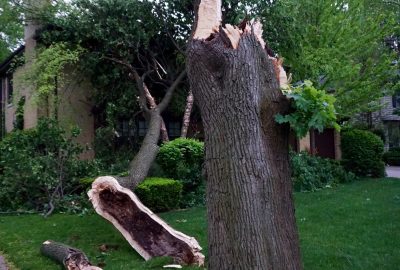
[14,96,25,130]
[260,0,399,118]
[20,42,84,103]
[135,177,183,213]
[290,151,357,192]
[383,147,400,166]
[0,0,23,61]
[157,138,204,190]
[0,118,95,212]
[36,0,188,128]
[156,138,204,207]
[341,129,385,177]
[275,81,339,138]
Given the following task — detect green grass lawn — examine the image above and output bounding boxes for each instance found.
[0,178,399,269]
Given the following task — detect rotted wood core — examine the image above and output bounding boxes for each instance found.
[88,177,204,266]
[40,241,102,270]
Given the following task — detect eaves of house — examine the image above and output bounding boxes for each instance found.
[0,45,25,75]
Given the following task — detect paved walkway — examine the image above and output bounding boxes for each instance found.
[0,256,8,270]
[386,166,400,178]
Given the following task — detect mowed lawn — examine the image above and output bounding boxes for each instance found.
[0,179,399,269]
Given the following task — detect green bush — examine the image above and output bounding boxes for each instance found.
[156,138,204,207]
[135,178,182,212]
[0,118,96,213]
[291,151,357,192]
[341,129,385,177]
[383,147,400,166]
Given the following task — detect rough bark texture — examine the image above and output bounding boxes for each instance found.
[187,17,302,270]
[181,90,194,138]
[40,241,102,270]
[88,176,205,266]
[118,109,162,190]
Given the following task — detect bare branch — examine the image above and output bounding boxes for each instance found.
[158,69,187,112]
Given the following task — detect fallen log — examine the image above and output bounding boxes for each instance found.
[88,176,205,266]
[40,240,102,270]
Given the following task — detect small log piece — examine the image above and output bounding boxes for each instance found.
[40,240,102,270]
[88,176,205,266]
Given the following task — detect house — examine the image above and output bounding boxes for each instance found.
[0,17,95,159]
[354,94,400,151]
[289,128,342,160]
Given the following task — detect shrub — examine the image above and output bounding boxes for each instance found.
[341,129,385,177]
[156,138,204,206]
[135,178,182,212]
[290,151,357,192]
[0,118,95,213]
[383,147,400,166]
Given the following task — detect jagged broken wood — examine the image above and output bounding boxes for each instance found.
[88,176,205,266]
[40,240,102,270]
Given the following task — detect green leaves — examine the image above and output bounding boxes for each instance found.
[21,42,84,103]
[275,81,339,138]
[0,0,23,61]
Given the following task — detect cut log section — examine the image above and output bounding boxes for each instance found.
[88,176,205,266]
[40,240,102,270]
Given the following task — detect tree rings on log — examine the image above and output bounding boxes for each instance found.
[88,176,205,266]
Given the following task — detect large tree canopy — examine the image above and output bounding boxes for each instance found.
[260,0,400,117]
[0,0,24,61]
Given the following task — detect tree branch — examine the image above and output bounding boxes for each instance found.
[158,69,187,112]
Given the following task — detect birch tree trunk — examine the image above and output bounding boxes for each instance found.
[181,90,194,138]
[186,1,302,269]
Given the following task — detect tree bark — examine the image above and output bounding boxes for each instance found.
[143,83,169,143]
[186,1,302,269]
[40,241,102,270]
[181,90,194,138]
[88,176,205,266]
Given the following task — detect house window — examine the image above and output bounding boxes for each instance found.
[7,75,13,105]
[392,94,400,108]
[168,121,181,138]
[138,120,148,137]
[118,120,130,137]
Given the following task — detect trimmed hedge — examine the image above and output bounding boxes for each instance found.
[156,138,204,191]
[383,147,400,166]
[135,177,182,213]
[291,151,357,192]
[341,129,385,177]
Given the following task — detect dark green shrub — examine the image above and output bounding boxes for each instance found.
[341,129,385,177]
[0,118,96,213]
[135,178,182,212]
[156,138,204,207]
[290,151,357,192]
[383,147,400,166]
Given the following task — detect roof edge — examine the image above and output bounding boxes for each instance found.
[0,45,25,75]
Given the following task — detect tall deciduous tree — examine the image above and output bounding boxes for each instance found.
[187,0,301,269]
[260,0,399,118]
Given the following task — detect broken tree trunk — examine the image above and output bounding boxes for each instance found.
[186,0,302,269]
[40,240,102,270]
[88,176,205,266]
